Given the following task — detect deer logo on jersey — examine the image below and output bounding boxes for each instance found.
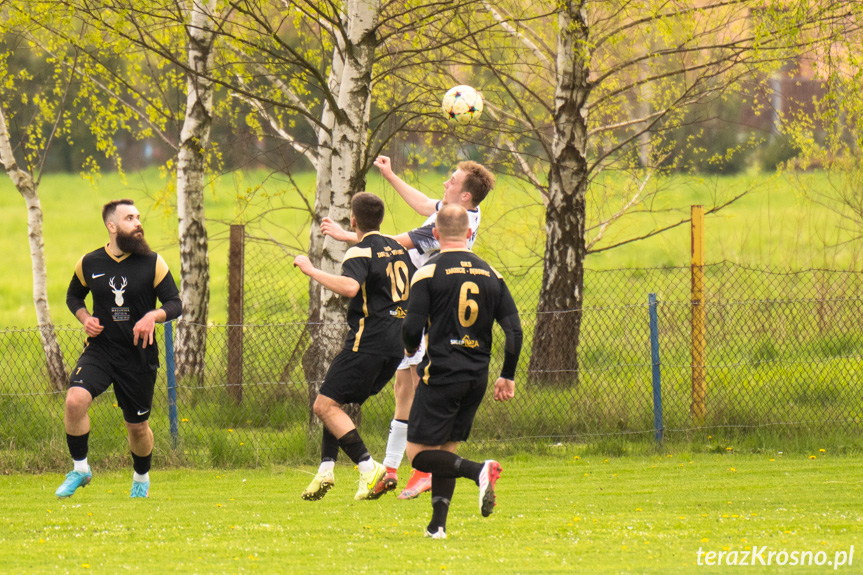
[109,276,127,306]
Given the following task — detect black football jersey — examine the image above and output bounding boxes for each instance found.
[405,249,519,384]
[341,232,415,358]
[66,245,181,370]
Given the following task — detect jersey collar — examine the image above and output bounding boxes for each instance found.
[104,244,132,263]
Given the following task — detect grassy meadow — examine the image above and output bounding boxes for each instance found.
[0,167,861,327]
[1,452,860,574]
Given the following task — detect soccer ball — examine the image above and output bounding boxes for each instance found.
[442,85,483,125]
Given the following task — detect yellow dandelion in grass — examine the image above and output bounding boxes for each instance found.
[707,435,712,439]
[636,508,642,512]
[726,447,733,451]
[809,455,816,460]
[701,538,709,543]
[729,467,736,472]
[216,503,222,507]
[574,456,580,460]
[819,448,826,453]
[769,458,775,462]
[723,546,730,551]
[82,564,90,569]
[666,454,673,458]
[240,442,245,446]
[181,418,188,423]
[228,429,234,433]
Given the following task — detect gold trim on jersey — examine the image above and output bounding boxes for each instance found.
[154,254,170,287]
[422,332,431,384]
[103,244,132,263]
[489,265,503,279]
[343,246,372,262]
[74,256,87,287]
[353,318,365,352]
[352,283,369,351]
[410,264,436,287]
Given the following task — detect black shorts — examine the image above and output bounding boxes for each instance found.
[70,350,157,424]
[407,377,488,445]
[319,349,402,405]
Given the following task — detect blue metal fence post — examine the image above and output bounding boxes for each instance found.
[649,293,664,444]
[165,320,179,449]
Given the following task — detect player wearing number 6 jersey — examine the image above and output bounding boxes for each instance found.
[403,205,522,539]
[294,192,415,502]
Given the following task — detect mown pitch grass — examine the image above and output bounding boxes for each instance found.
[2,453,861,574]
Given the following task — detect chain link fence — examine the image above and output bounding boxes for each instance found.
[2,244,862,469]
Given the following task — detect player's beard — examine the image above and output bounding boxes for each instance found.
[116,227,152,255]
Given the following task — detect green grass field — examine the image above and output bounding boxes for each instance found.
[2,453,860,574]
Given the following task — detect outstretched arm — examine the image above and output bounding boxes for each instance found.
[374,156,438,217]
[293,255,360,297]
[322,217,416,250]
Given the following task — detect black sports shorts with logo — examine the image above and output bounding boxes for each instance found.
[407,375,488,445]
[69,348,157,424]
[319,349,402,406]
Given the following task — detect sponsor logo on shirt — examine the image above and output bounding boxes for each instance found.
[450,335,480,349]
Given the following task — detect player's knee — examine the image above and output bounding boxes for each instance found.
[125,421,151,439]
[313,394,336,419]
[65,388,91,416]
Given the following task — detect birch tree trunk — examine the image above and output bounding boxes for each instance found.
[304,0,380,427]
[0,105,67,391]
[175,0,216,382]
[303,38,341,429]
[528,1,590,386]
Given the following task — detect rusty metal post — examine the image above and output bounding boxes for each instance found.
[227,224,245,403]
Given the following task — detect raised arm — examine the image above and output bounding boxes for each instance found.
[374,156,438,217]
[322,217,416,250]
[293,255,360,297]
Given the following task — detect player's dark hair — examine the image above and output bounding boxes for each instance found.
[102,199,136,224]
[457,161,495,206]
[351,192,385,232]
[435,204,470,240]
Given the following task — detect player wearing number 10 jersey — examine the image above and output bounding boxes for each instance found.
[403,205,522,539]
[293,192,415,503]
